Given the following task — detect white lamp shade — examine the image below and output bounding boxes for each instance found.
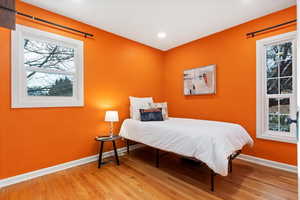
[105,111,119,122]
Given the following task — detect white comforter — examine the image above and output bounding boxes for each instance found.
[119,117,253,176]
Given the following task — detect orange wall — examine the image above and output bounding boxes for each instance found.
[0,2,297,180]
[163,6,297,165]
[0,1,164,179]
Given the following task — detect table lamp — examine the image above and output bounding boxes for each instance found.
[105,111,119,137]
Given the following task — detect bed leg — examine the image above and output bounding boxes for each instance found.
[228,155,233,173]
[229,157,233,173]
[126,139,130,155]
[210,170,215,192]
[156,149,159,168]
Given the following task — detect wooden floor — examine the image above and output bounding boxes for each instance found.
[0,147,297,200]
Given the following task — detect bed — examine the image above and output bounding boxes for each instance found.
[119,117,253,191]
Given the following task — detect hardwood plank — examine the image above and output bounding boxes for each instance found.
[0,147,297,200]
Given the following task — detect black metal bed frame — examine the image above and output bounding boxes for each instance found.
[125,138,241,192]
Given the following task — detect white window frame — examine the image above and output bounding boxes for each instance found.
[256,31,297,144]
[11,24,84,108]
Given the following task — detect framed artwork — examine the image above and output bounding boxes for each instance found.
[183,64,216,95]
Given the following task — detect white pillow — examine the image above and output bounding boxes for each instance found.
[129,96,153,105]
[129,96,153,120]
[149,102,168,120]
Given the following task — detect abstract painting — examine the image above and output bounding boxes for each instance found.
[183,65,216,95]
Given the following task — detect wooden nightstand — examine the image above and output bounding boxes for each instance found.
[95,135,121,168]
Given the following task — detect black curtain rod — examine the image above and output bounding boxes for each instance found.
[0,5,93,38]
[246,19,296,38]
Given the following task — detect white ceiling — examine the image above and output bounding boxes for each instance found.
[22,0,296,51]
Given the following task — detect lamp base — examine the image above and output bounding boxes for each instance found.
[109,122,114,137]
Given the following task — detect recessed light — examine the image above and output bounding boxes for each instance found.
[157,32,167,39]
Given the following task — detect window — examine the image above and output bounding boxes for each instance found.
[12,24,84,108]
[256,32,297,143]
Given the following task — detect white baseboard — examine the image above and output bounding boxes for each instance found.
[237,154,297,174]
[0,144,143,188]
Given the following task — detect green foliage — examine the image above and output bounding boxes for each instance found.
[27,77,73,96]
[48,77,73,96]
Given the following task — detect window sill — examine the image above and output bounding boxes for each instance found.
[257,134,297,144]
[12,98,84,108]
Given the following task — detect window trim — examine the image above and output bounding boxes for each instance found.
[256,31,297,144]
[11,24,84,108]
